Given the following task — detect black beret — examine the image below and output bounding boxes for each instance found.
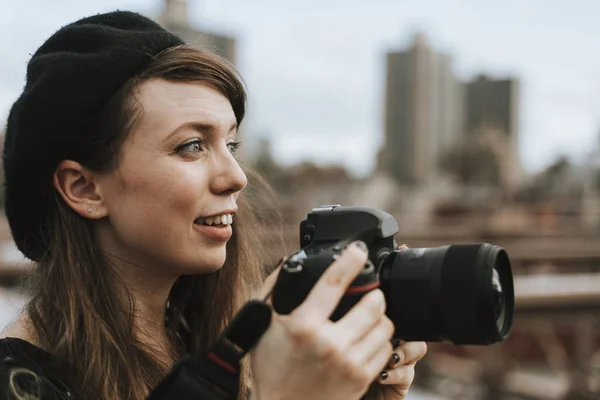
[3,11,184,261]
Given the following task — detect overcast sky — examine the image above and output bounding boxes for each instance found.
[1,0,600,177]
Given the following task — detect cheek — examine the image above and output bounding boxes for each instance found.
[117,165,207,220]
[104,166,207,257]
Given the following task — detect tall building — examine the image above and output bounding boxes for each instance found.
[380,33,463,187]
[465,75,522,186]
[465,75,518,138]
[156,0,237,64]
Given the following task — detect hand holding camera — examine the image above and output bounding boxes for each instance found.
[251,241,396,400]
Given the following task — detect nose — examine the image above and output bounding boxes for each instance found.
[210,147,248,195]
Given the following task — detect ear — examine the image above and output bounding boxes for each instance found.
[53,160,108,219]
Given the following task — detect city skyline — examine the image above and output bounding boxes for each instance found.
[1,0,600,177]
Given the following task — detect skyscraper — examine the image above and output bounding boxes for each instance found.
[157,0,237,64]
[380,33,463,187]
[465,75,522,186]
[465,75,518,139]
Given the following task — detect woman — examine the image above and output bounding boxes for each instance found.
[0,10,426,400]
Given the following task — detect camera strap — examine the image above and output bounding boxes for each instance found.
[146,300,272,400]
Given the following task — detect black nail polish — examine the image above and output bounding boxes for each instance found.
[380,371,388,380]
[353,240,368,252]
[392,353,400,365]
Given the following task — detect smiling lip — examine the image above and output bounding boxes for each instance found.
[193,221,233,241]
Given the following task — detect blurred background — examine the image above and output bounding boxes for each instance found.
[1,1,600,399]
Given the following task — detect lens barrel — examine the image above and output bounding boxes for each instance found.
[380,244,514,345]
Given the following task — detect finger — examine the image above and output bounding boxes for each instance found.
[294,241,369,321]
[378,364,416,388]
[393,341,428,366]
[256,256,286,302]
[352,316,394,364]
[334,289,386,343]
[362,334,394,380]
[397,244,410,251]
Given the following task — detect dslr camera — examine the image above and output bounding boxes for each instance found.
[272,205,514,345]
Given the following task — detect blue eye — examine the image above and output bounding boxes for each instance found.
[227,141,242,155]
[176,139,205,155]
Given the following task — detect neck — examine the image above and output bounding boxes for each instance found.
[109,254,180,365]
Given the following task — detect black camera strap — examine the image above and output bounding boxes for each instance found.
[146,300,272,400]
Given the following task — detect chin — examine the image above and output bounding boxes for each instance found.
[187,248,228,274]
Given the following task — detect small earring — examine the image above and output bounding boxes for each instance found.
[87,208,93,213]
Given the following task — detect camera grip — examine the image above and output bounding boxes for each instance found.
[271,251,380,321]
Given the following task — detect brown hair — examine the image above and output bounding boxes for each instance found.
[18,44,276,400]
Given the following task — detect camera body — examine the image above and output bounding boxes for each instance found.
[272,205,397,321]
[272,205,514,345]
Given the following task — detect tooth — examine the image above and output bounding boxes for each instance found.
[228,214,233,224]
[214,215,222,225]
[205,216,214,225]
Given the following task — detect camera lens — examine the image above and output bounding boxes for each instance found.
[380,243,514,345]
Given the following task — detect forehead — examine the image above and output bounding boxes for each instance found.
[133,79,235,134]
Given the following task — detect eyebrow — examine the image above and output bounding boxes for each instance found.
[165,120,238,142]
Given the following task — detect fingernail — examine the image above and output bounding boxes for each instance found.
[352,240,368,253]
[400,244,410,249]
[392,352,400,365]
[380,371,388,380]
[276,256,286,266]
